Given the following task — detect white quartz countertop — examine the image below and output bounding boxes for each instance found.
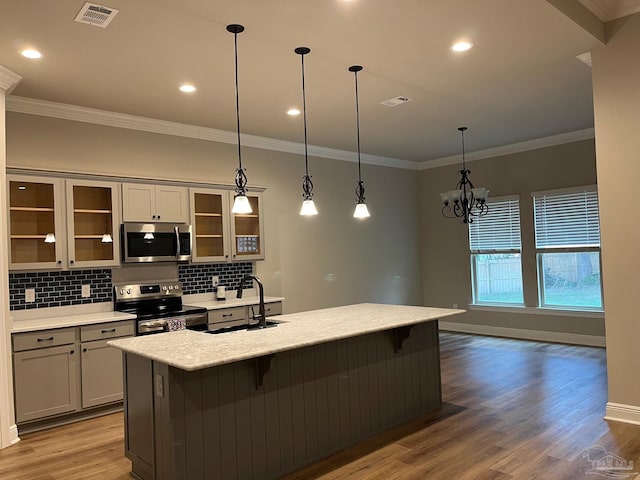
[109,303,465,371]
[187,296,284,310]
[11,311,137,333]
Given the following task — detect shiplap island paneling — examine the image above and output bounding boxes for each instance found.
[111,304,464,480]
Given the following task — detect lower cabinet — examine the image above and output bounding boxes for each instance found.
[12,320,135,425]
[13,342,78,423]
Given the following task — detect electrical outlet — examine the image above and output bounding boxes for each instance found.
[81,284,91,298]
[453,303,458,309]
[212,276,219,287]
[25,288,35,303]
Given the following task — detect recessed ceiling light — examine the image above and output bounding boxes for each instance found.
[451,41,473,52]
[179,84,196,93]
[287,108,301,116]
[20,48,43,59]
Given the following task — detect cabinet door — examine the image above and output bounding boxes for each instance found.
[8,175,66,270]
[155,185,188,223]
[122,183,155,222]
[190,188,231,262]
[81,339,125,408]
[13,344,78,423]
[66,179,121,268]
[229,191,265,261]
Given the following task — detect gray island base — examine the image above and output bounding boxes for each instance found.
[110,303,464,480]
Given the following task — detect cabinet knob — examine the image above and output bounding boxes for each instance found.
[57,260,62,265]
[70,350,75,355]
[83,348,87,353]
[157,215,160,220]
[70,260,75,264]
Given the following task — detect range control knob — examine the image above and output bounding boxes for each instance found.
[162,286,168,291]
[126,288,132,294]
[168,285,173,290]
[174,284,180,290]
[119,289,125,295]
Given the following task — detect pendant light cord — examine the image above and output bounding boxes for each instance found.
[354,69,362,183]
[301,52,309,175]
[233,30,243,171]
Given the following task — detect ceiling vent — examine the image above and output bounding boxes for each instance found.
[380,96,413,107]
[74,2,119,28]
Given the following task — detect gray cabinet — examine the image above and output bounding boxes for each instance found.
[13,329,78,423]
[12,320,135,425]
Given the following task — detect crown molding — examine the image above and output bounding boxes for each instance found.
[0,66,22,94]
[419,128,596,170]
[6,96,418,171]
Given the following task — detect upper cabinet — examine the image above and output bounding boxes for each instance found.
[190,188,231,263]
[190,189,265,262]
[8,175,66,270]
[66,179,120,268]
[230,191,264,261]
[122,183,188,223]
[8,175,121,270]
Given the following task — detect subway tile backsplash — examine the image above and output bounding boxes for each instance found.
[8,262,254,311]
[9,269,112,311]
[179,262,253,295]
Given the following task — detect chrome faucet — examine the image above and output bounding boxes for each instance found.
[236,274,267,328]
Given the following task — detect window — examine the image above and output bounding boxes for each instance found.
[533,186,602,310]
[469,195,524,304]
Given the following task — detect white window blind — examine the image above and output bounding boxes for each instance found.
[533,186,600,248]
[469,196,521,252]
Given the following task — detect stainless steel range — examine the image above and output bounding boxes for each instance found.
[114,281,208,335]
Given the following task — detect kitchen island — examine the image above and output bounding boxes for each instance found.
[109,303,464,480]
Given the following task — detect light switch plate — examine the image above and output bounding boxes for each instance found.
[25,288,35,303]
[81,284,91,298]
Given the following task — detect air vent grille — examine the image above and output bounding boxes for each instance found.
[74,2,119,28]
[380,96,413,107]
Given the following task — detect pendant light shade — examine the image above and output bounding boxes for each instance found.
[227,24,253,215]
[349,65,370,219]
[295,46,318,216]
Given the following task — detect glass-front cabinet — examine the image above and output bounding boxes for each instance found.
[8,175,65,270]
[190,188,231,263]
[230,191,264,261]
[190,188,264,263]
[8,175,120,270]
[66,180,120,268]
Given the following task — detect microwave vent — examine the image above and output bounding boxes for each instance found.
[74,2,119,28]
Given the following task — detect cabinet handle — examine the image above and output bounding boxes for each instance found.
[222,313,233,317]
[37,337,54,342]
[101,328,117,334]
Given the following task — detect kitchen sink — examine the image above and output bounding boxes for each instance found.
[206,320,282,334]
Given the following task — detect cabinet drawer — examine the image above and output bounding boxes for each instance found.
[81,321,135,342]
[263,302,283,316]
[13,328,76,352]
[208,307,247,325]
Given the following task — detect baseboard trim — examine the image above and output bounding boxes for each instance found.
[605,402,640,425]
[439,321,606,347]
[8,424,19,445]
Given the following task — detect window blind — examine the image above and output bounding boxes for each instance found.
[533,187,600,248]
[469,196,521,252]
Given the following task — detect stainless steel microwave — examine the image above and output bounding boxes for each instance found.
[121,223,192,263]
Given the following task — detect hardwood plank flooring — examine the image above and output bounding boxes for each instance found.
[1,332,639,479]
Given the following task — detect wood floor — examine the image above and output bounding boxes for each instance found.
[2,332,639,479]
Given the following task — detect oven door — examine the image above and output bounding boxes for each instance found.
[122,223,192,263]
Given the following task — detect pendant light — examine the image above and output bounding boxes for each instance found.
[227,24,253,214]
[295,47,318,216]
[349,65,370,219]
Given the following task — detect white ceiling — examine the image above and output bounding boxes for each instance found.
[0,0,631,164]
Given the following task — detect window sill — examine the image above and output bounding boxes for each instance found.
[468,303,604,319]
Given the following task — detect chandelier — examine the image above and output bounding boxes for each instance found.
[440,127,489,224]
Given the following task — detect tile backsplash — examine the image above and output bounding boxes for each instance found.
[8,262,255,311]
[178,262,253,295]
[9,269,112,311]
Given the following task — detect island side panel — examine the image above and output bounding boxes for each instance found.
[151,320,441,480]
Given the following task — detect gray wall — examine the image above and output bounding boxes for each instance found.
[419,139,605,338]
[6,112,423,314]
